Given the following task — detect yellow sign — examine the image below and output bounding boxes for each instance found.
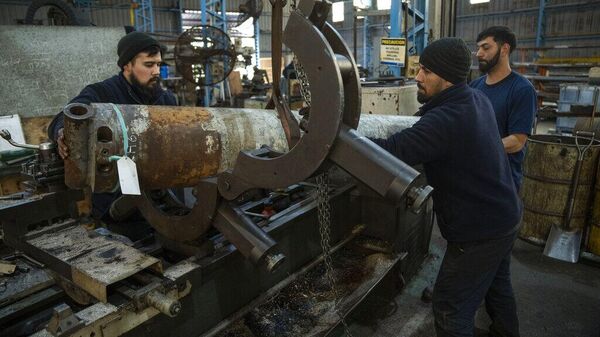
[380,38,406,66]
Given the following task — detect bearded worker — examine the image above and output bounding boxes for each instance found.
[470,26,537,192]
[48,31,177,223]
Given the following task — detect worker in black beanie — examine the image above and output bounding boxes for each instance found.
[370,37,522,337]
[117,31,165,69]
[415,37,472,104]
[47,29,176,227]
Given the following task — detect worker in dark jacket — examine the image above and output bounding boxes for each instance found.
[370,38,522,337]
[48,31,177,223]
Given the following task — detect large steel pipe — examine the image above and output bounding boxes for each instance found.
[63,103,419,192]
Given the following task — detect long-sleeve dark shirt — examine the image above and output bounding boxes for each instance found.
[370,82,522,242]
[48,72,177,220]
[48,72,177,141]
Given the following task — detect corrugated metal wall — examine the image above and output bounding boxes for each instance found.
[0,0,416,71]
[0,0,288,58]
[455,0,600,59]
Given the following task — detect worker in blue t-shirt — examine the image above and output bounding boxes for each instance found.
[470,26,537,192]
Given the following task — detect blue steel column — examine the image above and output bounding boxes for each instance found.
[412,0,428,54]
[535,0,547,48]
[254,19,260,67]
[134,0,155,33]
[389,0,402,77]
[201,0,211,106]
[219,0,229,101]
[363,16,370,70]
[178,0,183,33]
[423,0,428,49]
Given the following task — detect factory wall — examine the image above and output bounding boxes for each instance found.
[454,0,600,60]
[0,0,286,57]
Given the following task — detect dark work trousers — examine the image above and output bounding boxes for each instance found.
[432,231,520,337]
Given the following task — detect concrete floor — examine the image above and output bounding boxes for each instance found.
[347,225,600,337]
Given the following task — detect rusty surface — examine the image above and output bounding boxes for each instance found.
[63,106,90,190]
[27,225,162,302]
[0,265,54,306]
[21,116,53,145]
[139,106,222,188]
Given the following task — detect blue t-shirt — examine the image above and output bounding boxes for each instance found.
[470,71,537,191]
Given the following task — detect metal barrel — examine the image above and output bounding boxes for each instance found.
[519,134,600,245]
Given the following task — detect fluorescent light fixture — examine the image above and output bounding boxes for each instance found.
[353,0,371,9]
[378,0,391,10]
[470,0,490,4]
[332,2,345,22]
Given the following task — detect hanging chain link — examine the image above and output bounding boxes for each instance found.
[316,172,353,336]
[292,55,312,107]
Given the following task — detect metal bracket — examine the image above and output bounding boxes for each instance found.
[218,0,361,200]
[46,303,84,336]
[135,178,219,243]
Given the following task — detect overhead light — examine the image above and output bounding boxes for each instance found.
[332,2,345,22]
[470,0,490,4]
[353,0,371,9]
[378,0,391,10]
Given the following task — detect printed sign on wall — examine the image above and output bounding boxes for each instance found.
[380,38,406,67]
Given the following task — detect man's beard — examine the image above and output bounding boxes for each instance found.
[478,49,501,73]
[417,84,431,103]
[131,73,161,99]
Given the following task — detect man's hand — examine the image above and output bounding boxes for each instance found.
[57,128,69,159]
[502,134,527,154]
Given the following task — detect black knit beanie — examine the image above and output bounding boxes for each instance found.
[419,37,472,84]
[117,31,163,68]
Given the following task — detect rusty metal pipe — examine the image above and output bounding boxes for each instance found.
[63,103,419,193]
[63,103,95,189]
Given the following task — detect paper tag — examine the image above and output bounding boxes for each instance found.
[116,157,141,195]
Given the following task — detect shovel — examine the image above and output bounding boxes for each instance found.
[543,130,595,263]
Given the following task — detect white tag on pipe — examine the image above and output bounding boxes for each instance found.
[116,157,141,195]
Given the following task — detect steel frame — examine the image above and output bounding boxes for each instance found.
[388,0,428,77]
[134,0,155,33]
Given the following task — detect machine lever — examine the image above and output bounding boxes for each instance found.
[1,129,40,149]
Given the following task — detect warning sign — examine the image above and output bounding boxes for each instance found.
[380,38,406,66]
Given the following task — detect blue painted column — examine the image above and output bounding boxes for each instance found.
[254,19,260,67]
[134,0,155,33]
[363,16,369,70]
[201,0,211,106]
[389,0,402,77]
[535,0,547,48]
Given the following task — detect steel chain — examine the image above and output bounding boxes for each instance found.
[316,172,353,336]
[292,55,312,107]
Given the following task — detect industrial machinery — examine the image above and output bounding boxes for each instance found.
[174,25,236,86]
[0,1,433,336]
